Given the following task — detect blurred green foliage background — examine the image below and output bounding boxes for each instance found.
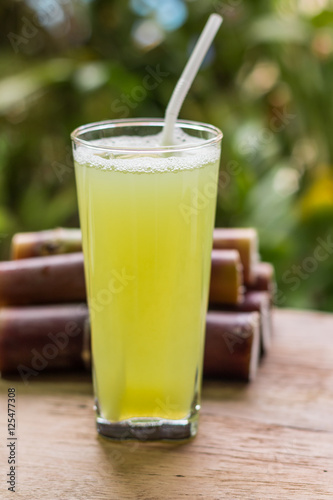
[0,0,333,310]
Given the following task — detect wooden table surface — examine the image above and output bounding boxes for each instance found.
[0,308,332,499]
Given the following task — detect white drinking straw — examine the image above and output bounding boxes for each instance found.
[161,13,223,146]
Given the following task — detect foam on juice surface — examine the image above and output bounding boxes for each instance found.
[73,130,220,173]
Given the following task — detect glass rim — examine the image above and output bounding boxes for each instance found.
[70,118,223,155]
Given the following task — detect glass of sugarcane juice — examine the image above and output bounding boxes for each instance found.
[71,119,222,440]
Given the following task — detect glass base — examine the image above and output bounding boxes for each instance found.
[96,414,198,441]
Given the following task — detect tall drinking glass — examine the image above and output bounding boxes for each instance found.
[71,119,222,440]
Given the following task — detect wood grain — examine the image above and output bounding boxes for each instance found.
[0,309,332,499]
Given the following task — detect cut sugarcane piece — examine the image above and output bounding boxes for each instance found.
[0,304,88,375]
[0,253,86,305]
[213,228,259,284]
[210,249,244,305]
[11,228,82,259]
[204,311,260,381]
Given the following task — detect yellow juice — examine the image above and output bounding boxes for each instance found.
[74,133,220,424]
